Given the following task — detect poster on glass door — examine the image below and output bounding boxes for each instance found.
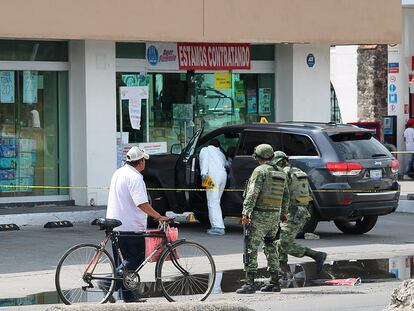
[23,71,38,104]
[258,88,271,116]
[119,86,149,130]
[0,71,15,103]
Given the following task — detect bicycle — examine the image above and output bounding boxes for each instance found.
[55,218,216,304]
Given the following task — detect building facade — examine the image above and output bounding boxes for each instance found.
[0,0,401,206]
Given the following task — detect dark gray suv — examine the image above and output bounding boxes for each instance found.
[144,122,400,234]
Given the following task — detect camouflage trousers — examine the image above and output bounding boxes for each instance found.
[277,206,310,263]
[245,210,280,273]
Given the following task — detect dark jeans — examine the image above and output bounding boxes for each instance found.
[406,154,414,174]
[112,233,145,301]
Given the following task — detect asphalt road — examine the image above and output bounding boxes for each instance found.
[0,212,413,310]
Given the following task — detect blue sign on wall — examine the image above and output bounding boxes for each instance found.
[306,53,315,68]
[389,84,396,92]
[389,93,398,103]
[147,45,159,66]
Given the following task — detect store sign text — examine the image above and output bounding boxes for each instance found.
[177,43,250,70]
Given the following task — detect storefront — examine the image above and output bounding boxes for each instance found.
[115,42,275,156]
[0,0,399,206]
[0,40,69,201]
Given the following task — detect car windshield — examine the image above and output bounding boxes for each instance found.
[329,132,392,160]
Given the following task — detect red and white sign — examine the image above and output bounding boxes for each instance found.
[177,43,251,70]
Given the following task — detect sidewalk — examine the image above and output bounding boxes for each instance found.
[0,181,414,227]
[0,205,106,227]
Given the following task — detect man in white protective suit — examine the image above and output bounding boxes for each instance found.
[199,139,228,236]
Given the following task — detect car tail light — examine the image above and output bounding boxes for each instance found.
[326,162,363,176]
[391,159,400,174]
[339,199,353,205]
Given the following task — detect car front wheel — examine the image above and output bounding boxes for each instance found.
[334,216,378,234]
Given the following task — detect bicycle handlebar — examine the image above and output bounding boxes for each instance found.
[158,218,177,230]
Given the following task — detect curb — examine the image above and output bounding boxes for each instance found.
[396,199,414,214]
[0,200,413,229]
[0,210,105,227]
[45,302,253,311]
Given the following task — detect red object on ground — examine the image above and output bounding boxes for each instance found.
[324,277,362,286]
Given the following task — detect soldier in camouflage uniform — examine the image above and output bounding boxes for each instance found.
[272,151,327,274]
[236,144,289,294]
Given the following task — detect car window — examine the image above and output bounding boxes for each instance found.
[281,133,318,156]
[182,128,203,161]
[198,132,241,159]
[238,131,282,156]
[329,132,392,160]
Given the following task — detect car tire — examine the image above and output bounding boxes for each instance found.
[297,204,319,238]
[146,181,168,228]
[334,216,378,234]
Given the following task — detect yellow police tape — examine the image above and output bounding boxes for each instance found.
[391,151,414,154]
[0,185,398,193]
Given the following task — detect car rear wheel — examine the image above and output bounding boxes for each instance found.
[334,216,378,234]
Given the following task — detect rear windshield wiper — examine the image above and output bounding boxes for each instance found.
[371,153,388,158]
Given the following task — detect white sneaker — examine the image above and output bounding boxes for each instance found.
[207,228,225,236]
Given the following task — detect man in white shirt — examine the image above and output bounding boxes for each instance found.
[404,118,414,177]
[199,139,228,236]
[106,146,169,302]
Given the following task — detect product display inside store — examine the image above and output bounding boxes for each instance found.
[0,70,68,197]
[116,71,275,154]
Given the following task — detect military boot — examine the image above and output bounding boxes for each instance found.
[260,272,281,292]
[305,249,327,274]
[236,272,256,294]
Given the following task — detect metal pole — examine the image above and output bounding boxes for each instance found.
[119,88,123,166]
[146,98,150,142]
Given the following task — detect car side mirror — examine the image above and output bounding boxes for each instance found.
[171,143,182,155]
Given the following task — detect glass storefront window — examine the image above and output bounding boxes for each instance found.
[0,71,68,197]
[0,40,68,61]
[251,44,274,61]
[115,43,274,61]
[116,72,274,153]
[116,42,146,59]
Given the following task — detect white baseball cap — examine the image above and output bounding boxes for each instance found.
[126,146,149,162]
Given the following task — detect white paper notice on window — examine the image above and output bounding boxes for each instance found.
[0,71,15,103]
[23,71,38,104]
[129,99,141,130]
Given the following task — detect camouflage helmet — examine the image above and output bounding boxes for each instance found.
[253,144,274,160]
[274,151,288,160]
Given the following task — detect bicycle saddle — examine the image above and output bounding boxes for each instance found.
[94,218,122,230]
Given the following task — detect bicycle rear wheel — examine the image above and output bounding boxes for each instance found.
[55,243,116,305]
[156,241,216,302]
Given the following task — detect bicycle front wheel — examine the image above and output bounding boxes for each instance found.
[156,241,216,302]
[55,243,116,305]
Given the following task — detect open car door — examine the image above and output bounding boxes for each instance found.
[175,127,204,208]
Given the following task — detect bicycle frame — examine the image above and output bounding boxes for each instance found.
[85,229,187,284]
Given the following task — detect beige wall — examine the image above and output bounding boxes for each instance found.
[0,0,401,44]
